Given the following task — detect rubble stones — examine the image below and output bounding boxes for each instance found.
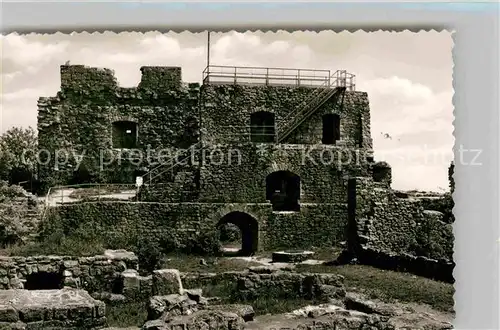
[120,269,152,299]
[152,269,183,296]
[205,305,255,322]
[271,250,315,263]
[168,310,245,330]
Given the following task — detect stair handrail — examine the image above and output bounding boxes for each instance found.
[140,141,202,183]
[277,70,346,141]
[277,88,338,142]
[144,143,206,184]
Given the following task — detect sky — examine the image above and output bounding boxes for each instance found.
[0,31,454,192]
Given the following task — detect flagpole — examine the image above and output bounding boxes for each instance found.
[207,31,211,71]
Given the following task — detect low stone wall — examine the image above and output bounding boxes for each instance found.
[181,267,345,301]
[42,201,348,253]
[0,250,137,292]
[348,177,454,282]
[356,246,455,283]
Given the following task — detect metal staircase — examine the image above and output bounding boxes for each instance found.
[276,70,351,143]
[141,141,203,185]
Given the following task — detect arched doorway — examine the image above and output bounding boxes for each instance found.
[217,212,259,256]
[266,170,301,211]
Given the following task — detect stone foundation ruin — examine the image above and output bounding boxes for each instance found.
[0,288,106,329]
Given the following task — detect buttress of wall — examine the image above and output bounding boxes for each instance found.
[37,65,200,186]
[200,84,372,149]
[351,177,454,262]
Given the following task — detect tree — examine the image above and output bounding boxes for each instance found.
[448,161,455,193]
[0,127,38,185]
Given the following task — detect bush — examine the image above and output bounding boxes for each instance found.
[183,232,221,256]
[136,239,162,274]
[219,223,241,243]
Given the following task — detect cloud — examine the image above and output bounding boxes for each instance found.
[1,34,69,71]
[1,88,45,102]
[361,76,453,146]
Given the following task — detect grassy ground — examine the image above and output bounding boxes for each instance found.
[161,252,454,313]
[295,263,454,313]
[159,252,263,273]
[1,241,454,319]
[0,236,105,257]
[106,301,148,328]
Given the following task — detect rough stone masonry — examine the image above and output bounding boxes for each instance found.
[37,64,454,280]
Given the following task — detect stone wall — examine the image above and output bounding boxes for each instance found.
[42,201,349,253]
[37,65,372,207]
[200,85,372,149]
[197,143,368,203]
[181,267,345,301]
[37,65,199,189]
[348,177,454,282]
[0,250,137,291]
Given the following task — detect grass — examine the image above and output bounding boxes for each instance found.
[0,235,105,257]
[105,300,148,328]
[295,263,454,313]
[257,246,341,261]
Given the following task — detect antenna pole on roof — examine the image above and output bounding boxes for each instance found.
[207,31,211,69]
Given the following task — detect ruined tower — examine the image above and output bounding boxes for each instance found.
[37,64,375,253]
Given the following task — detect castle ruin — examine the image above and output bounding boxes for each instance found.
[36,64,454,281]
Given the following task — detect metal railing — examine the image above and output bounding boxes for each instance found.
[218,125,276,140]
[203,65,333,87]
[44,183,139,206]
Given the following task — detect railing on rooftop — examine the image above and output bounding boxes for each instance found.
[203,65,355,89]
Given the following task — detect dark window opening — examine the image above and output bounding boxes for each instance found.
[322,114,340,145]
[112,121,138,149]
[111,277,125,294]
[266,171,300,211]
[69,163,93,185]
[250,111,275,143]
[357,115,363,147]
[9,167,32,186]
[217,212,259,256]
[372,163,391,184]
[24,271,64,290]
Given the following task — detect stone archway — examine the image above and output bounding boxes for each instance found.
[217,211,259,256]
